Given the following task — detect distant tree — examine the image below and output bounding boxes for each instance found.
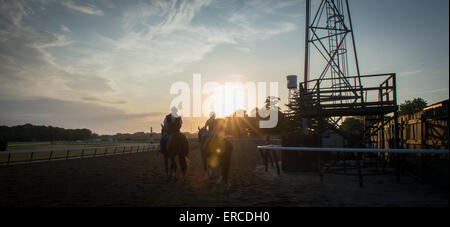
[262,96,296,135]
[0,124,93,142]
[399,98,427,116]
[341,117,364,135]
[285,90,304,130]
[265,96,281,110]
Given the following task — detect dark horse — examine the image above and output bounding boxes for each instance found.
[198,127,233,189]
[161,124,190,181]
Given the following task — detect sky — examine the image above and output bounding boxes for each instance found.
[0,0,448,134]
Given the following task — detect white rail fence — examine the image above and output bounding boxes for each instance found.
[0,144,160,165]
[258,145,448,154]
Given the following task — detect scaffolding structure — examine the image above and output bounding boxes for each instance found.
[288,0,399,146]
[281,0,449,187]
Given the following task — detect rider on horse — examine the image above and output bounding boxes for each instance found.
[160,106,182,154]
[202,111,217,140]
[205,112,217,132]
[198,112,232,189]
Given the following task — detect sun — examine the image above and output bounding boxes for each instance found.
[212,83,247,118]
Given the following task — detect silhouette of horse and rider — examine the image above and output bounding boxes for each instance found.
[160,107,190,181]
[159,108,232,189]
[198,112,233,189]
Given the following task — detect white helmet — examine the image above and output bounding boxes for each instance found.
[209,111,216,118]
[171,106,179,117]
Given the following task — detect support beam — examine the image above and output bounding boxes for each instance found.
[304,0,310,90]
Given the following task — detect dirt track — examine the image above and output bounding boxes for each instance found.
[0,140,448,207]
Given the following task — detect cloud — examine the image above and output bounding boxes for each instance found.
[59,0,104,16]
[64,72,114,92]
[3,0,300,89]
[400,87,449,96]
[82,96,128,104]
[234,46,251,52]
[83,0,299,82]
[0,1,114,99]
[60,25,71,33]
[399,70,421,77]
[0,0,32,41]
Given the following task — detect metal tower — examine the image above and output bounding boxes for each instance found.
[304,0,362,109]
[290,0,399,146]
[284,0,401,187]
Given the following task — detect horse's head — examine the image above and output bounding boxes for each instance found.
[198,126,206,142]
[161,123,166,134]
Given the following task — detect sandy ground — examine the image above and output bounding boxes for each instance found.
[0,140,448,207]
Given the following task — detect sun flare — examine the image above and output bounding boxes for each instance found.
[211,84,247,118]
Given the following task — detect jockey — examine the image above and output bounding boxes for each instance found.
[205,111,217,131]
[202,111,217,140]
[159,107,182,154]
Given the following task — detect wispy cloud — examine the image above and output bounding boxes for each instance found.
[0,0,32,40]
[60,0,104,16]
[0,1,113,101]
[1,0,300,98]
[82,96,127,105]
[60,25,71,33]
[83,0,299,81]
[399,69,422,77]
[401,87,449,96]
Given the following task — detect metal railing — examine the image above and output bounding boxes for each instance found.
[0,144,160,166]
[258,145,448,154]
[257,145,448,187]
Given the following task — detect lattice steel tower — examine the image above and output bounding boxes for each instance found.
[304,0,362,108]
[290,0,398,145]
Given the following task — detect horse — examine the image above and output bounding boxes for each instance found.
[197,126,233,189]
[197,127,209,172]
[161,124,190,181]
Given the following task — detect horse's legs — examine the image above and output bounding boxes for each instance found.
[178,154,188,179]
[216,157,223,184]
[200,146,210,182]
[203,149,212,181]
[163,153,169,179]
[203,154,211,181]
[221,149,232,190]
[170,156,177,179]
[216,175,222,185]
[174,157,178,177]
[201,149,207,171]
[207,163,213,181]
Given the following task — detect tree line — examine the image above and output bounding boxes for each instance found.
[0,124,92,142]
[339,97,429,135]
[0,124,199,142]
